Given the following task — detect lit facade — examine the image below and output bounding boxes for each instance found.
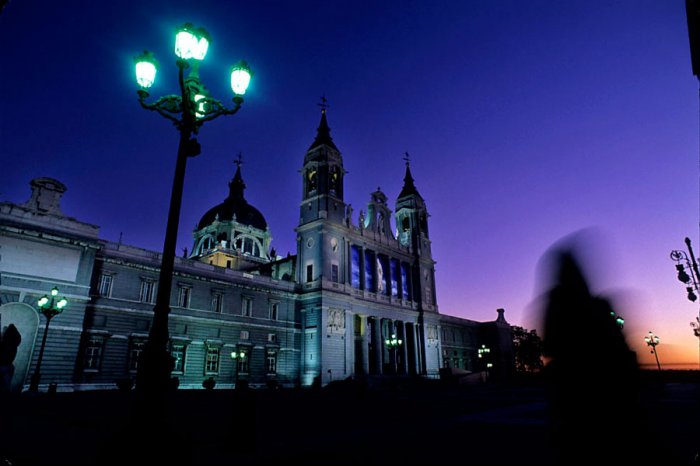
[0,112,513,391]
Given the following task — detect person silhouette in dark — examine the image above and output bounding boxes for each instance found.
[542,250,643,464]
[0,324,21,392]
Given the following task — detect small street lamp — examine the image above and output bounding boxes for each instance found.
[133,23,252,396]
[644,331,662,371]
[384,334,403,374]
[230,350,247,388]
[29,287,68,392]
[609,310,625,329]
[478,344,492,380]
[670,237,700,368]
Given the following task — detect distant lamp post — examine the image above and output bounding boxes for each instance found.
[384,334,403,374]
[644,331,662,371]
[610,311,625,329]
[133,24,252,396]
[230,350,247,388]
[29,287,68,392]
[670,237,700,369]
[478,344,492,380]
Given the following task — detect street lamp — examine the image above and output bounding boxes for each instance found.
[670,237,700,368]
[478,344,492,380]
[29,287,68,392]
[230,350,247,388]
[133,23,252,396]
[384,333,403,374]
[644,331,662,371]
[609,310,625,329]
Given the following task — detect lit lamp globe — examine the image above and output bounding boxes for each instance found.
[175,23,210,60]
[134,51,158,89]
[230,61,252,96]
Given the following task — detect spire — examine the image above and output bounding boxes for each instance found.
[228,153,246,201]
[309,96,338,151]
[398,152,422,199]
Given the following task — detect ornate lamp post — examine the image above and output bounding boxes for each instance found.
[133,23,252,396]
[644,331,662,371]
[230,350,247,388]
[384,333,403,374]
[478,344,492,380]
[29,287,68,392]
[670,237,700,368]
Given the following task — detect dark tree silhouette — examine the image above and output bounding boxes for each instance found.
[512,326,543,373]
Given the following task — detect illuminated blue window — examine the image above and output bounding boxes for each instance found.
[364,250,375,292]
[401,263,410,300]
[378,255,389,295]
[351,245,361,289]
[390,259,399,297]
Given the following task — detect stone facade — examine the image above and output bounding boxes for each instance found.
[0,113,513,391]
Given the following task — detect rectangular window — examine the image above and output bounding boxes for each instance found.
[377,256,389,295]
[268,333,277,343]
[240,330,250,340]
[269,302,279,321]
[364,250,375,292]
[177,286,191,308]
[390,259,399,297]
[84,337,104,370]
[211,292,223,313]
[266,350,277,374]
[242,297,253,317]
[171,344,186,373]
[98,274,113,297]
[140,280,156,303]
[350,245,361,289]
[129,340,145,371]
[401,263,410,300]
[331,264,339,283]
[205,347,220,373]
[306,264,313,283]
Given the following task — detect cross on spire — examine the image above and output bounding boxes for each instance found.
[403,151,411,167]
[235,152,243,168]
[318,95,329,113]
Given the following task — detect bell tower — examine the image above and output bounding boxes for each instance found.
[299,99,346,226]
[395,154,437,309]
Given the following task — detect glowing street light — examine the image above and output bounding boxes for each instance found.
[384,333,403,374]
[133,23,252,397]
[230,350,247,388]
[29,287,68,392]
[644,331,662,371]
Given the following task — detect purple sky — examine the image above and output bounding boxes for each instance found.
[2,0,698,365]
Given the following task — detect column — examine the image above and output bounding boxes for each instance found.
[371,317,382,375]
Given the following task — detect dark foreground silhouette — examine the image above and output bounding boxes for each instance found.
[541,249,687,464]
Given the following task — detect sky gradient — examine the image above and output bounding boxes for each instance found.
[1,0,698,367]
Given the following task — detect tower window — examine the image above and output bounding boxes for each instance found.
[331,264,339,283]
[306,264,313,283]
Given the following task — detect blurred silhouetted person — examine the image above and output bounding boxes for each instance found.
[542,250,642,464]
[0,324,21,393]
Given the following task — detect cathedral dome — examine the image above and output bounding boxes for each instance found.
[197,164,267,230]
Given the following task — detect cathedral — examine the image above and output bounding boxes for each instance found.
[0,109,513,392]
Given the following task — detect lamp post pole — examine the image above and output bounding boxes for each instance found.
[644,331,662,371]
[670,237,700,369]
[29,287,68,392]
[478,344,492,381]
[134,24,252,397]
[230,350,246,388]
[384,333,403,374]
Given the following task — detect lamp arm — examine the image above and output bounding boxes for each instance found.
[137,91,183,125]
[194,97,243,125]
